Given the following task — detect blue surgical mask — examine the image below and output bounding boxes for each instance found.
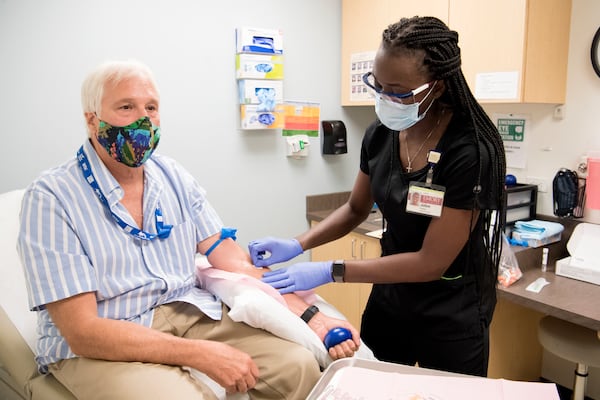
[374,83,437,131]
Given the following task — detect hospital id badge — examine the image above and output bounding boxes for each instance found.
[406,181,446,217]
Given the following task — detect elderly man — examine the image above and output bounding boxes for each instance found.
[17,59,358,399]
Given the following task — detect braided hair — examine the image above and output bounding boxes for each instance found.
[382,16,506,294]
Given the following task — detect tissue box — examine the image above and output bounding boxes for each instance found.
[555,256,600,286]
[511,231,562,248]
[236,54,284,79]
[240,104,284,130]
[238,79,283,107]
[236,27,283,54]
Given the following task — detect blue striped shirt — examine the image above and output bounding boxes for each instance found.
[17,140,224,373]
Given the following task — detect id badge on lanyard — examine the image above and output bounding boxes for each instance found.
[406,151,445,218]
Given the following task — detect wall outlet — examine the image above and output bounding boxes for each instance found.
[553,104,565,120]
[526,176,549,193]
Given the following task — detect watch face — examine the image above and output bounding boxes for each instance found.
[333,261,345,282]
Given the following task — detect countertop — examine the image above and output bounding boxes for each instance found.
[305,191,383,236]
[501,245,600,332]
[306,191,600,333]
[307,209,383,236]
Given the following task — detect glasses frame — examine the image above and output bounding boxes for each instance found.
[362,71,433,103]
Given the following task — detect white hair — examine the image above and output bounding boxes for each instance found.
[81,59,159,116]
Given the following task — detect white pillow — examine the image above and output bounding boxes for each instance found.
[196,264,375,368]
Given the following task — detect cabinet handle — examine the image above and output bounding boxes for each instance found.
[360,241,366,259]
[351,238,357,259]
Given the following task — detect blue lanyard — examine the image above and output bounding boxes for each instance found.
[77,146,172,241]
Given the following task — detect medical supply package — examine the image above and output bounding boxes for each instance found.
[555,222,600,286]
[240,104,284,130]
[236,27,283,55]
[238,79,283,108]
[511,219,564,248]
[236,54,284,80]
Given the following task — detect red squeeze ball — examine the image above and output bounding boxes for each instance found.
[324,327,352,349]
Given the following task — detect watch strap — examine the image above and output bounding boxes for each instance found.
[300,305,319,324]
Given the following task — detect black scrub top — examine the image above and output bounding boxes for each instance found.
[360,112,499,334]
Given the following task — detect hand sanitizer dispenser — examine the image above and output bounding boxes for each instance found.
[321,120,347,155]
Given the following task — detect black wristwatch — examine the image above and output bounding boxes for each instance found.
[332,260,345,283]
[300,305,319,323]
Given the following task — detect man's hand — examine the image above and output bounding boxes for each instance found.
[307,312,360,361]
[195,341,259,394]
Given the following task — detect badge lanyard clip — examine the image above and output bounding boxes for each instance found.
[77,146,172,240]
[425,150,441,187]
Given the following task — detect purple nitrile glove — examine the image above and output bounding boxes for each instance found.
[248,237,303,267]
[261,261,333,294]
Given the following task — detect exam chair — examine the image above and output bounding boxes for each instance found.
[0,189,251,400]
[0,189,74,400]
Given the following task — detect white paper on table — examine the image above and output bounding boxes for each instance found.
[365,229,383,239]
[314,368,559,400]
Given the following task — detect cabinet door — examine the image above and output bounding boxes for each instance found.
[449,0,571,103]
[341,0,389,106]
[521,0,571,103]
[449,0,526,103]
[350,233,378,313]
[386,0,449,26]
[350,232,381,260]
[341,0,449,106]
[311,226,363,328]
[342,0,570,104]
[310,222,379,329]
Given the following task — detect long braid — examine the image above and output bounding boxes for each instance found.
[383,16,506,292]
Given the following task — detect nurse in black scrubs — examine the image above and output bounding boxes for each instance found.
[249,16,506,377]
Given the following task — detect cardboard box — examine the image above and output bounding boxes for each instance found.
[236,27,283,54]
[555,256,600,286]
[238,79,283,107]
[236,54,284,80]
[240,104,284,130]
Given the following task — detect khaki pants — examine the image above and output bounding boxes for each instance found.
[49,302,321,400]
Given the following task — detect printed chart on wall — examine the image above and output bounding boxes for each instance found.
[494,113,529,169]
[349,51,375,102]
[281,101,320,137]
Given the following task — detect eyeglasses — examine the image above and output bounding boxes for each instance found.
[362,72,434,104]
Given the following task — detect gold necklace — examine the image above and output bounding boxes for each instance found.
[403,110,444,173]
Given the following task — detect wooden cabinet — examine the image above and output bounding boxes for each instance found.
[341,0,449,105]
[309,221,380,329]
[488,298,544,380]
[449,0,571,104]
[341,0,571,105]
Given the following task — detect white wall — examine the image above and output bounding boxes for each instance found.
[0,0,375,254]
